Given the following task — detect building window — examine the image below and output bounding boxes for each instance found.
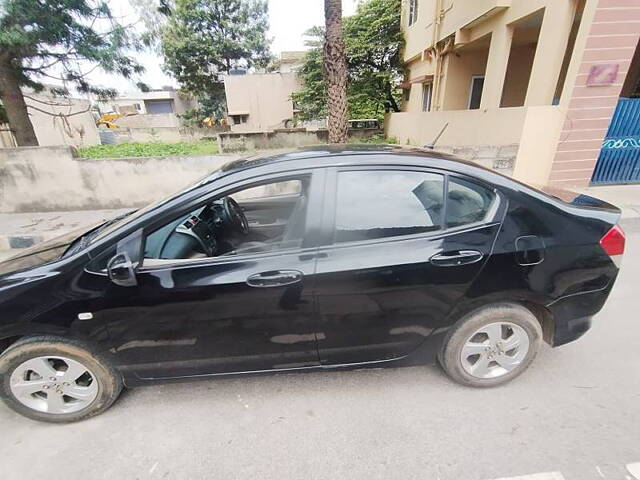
[422,83,432,112]
[134,103,142,111]
[468,76,485,110]
[408,0,418,26]
[231,114,249,125]
[403,87,411,103]
[144,99,174,114]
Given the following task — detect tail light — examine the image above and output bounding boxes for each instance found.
[599,224,625,267]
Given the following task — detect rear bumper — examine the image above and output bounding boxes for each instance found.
[551,315,592,347]
[547,283,614,346]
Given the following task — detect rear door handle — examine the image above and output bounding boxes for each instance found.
[430,250,483,267]
[246,270,303,288]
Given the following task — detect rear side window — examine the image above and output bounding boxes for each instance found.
[446,177,495,227]
[334,170,444,243]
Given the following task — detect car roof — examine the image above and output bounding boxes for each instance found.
[190,144,544,207]
[215,144,484,177]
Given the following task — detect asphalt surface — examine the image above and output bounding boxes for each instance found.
[1,223,639,480]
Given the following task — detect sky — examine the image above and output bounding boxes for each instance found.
[87,0,359,94]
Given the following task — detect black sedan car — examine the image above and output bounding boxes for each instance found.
[0,146,625,422]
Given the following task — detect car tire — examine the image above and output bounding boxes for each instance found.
[438,303,542,387]
[0,336,123,423]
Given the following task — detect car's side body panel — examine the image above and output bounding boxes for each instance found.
[0,147,623,387]
[313,223,502,365]
[102,248,321,380]
[311,164,507,365]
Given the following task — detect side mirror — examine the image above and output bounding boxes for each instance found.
[107,252,138,287]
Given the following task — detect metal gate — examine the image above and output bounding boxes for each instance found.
[591,97,640,184]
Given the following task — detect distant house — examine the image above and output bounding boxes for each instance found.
[97,88,196,117]
[223,51,305,133]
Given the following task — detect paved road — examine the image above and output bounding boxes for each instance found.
[1,224,639,480]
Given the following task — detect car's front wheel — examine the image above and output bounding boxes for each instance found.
[439,303,542,387]
[0,336,122,423]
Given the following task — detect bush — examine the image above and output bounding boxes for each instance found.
[354,133,399,145]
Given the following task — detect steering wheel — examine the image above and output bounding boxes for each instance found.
[223,197,249,235]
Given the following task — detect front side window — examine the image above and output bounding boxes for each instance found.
[446,177,495,227]
[334,170,444,243]
[143,177,310,262]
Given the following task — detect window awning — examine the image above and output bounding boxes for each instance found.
[228,111,249,116]
[399,74,434,89]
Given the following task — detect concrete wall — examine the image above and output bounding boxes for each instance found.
[0,146,237,213]
[512,106,567,185]
[500,44,538,107]
[224,73,302,132]
[103,125,224,144]
[218,128,383,153]
[114,113,181,129]
[385,106,527,146]
[22,94,100,147]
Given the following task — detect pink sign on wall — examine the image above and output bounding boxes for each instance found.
[586,64,619,86]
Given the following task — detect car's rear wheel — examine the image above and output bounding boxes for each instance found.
[0,336,122,423]
[439,304,542,387]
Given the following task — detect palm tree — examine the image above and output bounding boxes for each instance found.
[324,0,348,143]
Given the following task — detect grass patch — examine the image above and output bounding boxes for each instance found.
[352,133,399,145]
[79,140,219,159]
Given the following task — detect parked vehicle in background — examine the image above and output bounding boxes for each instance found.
[0,146,624,422]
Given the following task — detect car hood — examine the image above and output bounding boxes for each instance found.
[0,224,100,277]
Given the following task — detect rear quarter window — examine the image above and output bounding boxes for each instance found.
[446,177,495,228]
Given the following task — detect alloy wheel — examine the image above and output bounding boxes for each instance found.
[460,322,530,379]
[9,356,99,414]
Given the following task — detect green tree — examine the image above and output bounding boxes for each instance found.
[0,0,143,146]
[161,0,272,119]
[293,0,404,123]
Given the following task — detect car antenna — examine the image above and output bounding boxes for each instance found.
[424,122,449,150]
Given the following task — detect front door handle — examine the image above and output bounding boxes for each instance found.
[246,270,303,288]
[430,250,483,267]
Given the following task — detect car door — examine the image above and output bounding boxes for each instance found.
[313,166,505,366]
[94,169,326,380]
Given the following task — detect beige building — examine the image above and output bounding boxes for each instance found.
[97,89,196,116]
[387,0,640,188]
[223,52,305,133]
